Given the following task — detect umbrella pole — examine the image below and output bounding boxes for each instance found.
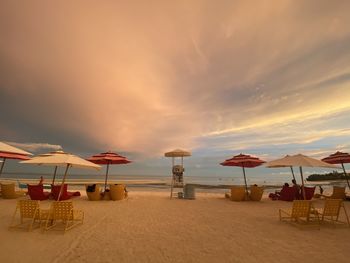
[341,163,350,189]
[242,166,249,198]
[0,158,5,177]
[57,164,70,201]
[299,166,306,200]
[104,162,110,192]
[290,166,296,181]
[52,166,58,185]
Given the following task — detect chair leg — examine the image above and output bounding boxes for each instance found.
[9,206,19,229]
[342,204,350,227]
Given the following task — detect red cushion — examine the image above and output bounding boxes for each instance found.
[301,186,316,200]
[279,186,297,201]
[27,184,50,200]
[51,184,70,201]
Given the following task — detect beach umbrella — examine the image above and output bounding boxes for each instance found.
[165,149,191,166]
[265,155,297,181]
[322,151,350,189]
[21,153,100,200]
[266,154,338,199]
[86,151,131,191]
[27,150,68,185]
[0,141,32,177]
[220,153,265,196]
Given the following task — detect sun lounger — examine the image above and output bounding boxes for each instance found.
[9,200,49,231]
[321,186,346,200]
[110,184,127,201]
[279,200,320,228]
[27,184,50,200]
[1,183,25,199]
[312,199,350,227]
[44,201,84,233]
[86,184,102,201]
[249,185,264,201]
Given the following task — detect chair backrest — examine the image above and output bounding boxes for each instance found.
[18,200,40,219]
[331,187,346,199]
[110,184,125,201]
[322,199,342,217]
[230,186,246,201]
[291,200,311,219]
[1,183,17,199]
[279,186,297,201]
[85,184,101,201]
[50,201,73,220]
[250,186,264,201]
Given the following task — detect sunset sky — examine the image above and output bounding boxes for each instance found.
[1,1,350,177]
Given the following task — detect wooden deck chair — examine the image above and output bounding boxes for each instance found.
[249,186,264,201]
[313,199,350,227]
[279,200,320,228]
[324,186,346,200]
[9,200,49,231]
[1,183,25,199]
[45,201,84,233]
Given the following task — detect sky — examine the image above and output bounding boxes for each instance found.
[1,0,350,178]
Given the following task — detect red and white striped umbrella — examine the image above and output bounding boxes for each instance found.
[220,153,265,195]
[322,151,350,189]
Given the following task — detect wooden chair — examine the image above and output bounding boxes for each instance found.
[45,201,84,233]
[9,200,49,231]
[313,199,350,227]
[1,183,25,199]
[279,200,320,228]
[323,186,346,200]
[249,185,264,201]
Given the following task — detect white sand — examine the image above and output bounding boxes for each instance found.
[1,191,350,263]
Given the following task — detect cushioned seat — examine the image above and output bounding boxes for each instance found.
[110,184,127,201]
[27,184,50,200]
[85,184,101,201]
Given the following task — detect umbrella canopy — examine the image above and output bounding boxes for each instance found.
[0,141,32,177]
[21,152,100,200]
[220,154,265,196]
[266,154,338,199]
[322,151,350,189]
[86,151,131,191]
[164,149,191,157]
[265,155,297,181]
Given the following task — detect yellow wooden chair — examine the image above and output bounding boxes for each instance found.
[249,185,264,201]
[45,201,84,233]
[9,200,49,231]
[313,199,350,227]
[279,200,320,228]
[319,186,346,200]
[110,184,127,201]
[1,183,25,199]
[229,186,246,201]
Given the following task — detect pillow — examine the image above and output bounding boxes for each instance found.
[27,184,49,200]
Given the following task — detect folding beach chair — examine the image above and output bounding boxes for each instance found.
[323,186,346,200]
[279,200,320,229]
[44,201,84,233]
[9,200,49,231]
[313,199,350,227]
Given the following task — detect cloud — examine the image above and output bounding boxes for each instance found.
[0,0,350,160]
[4,142,62,153]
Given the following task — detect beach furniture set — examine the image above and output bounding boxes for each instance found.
[85,183,127,201]
[279,199,350,229]
[9,199,84,233]
[226,185,264,201]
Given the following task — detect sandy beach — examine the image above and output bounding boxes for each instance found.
[1,189,350,263]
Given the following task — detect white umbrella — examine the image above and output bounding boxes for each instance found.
[0,141,32,176]
[21,153,100,200]
[266,154,339,199]
[265,155,297,181]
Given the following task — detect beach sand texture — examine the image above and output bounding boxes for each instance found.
[1,192,350,263]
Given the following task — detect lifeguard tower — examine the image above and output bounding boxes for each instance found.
[164,149,191,199]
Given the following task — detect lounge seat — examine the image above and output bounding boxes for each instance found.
[279,200,320,228]
[110,184,127,201]
[85,184,101,201]
[1,183,25,199]
[229,186,246,201]
[313,199,350,227]
[44,201,84,233]
[249,185,264,201]
[27,184,50,200]
[9,200,49,231]
[321,186,346,200]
